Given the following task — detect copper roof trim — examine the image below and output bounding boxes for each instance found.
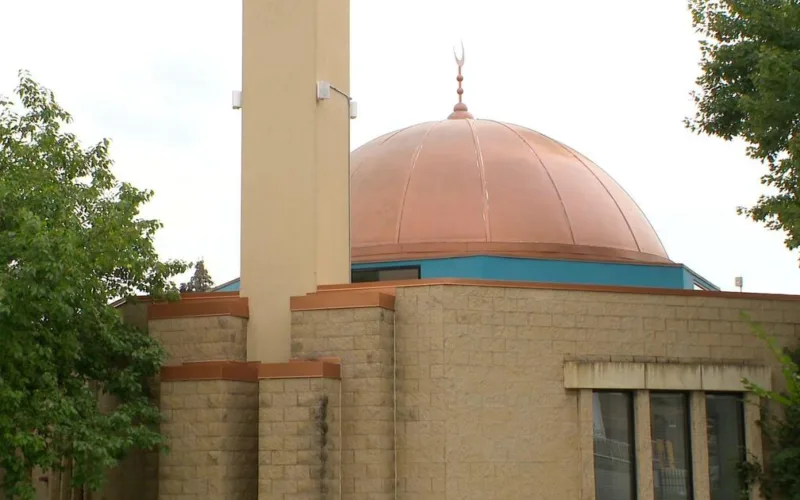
[148,296,249,320]
[315,278,800,302]
[351,242,675,265]
[290,290,395,311]
[112,290,240,308]
[175,291,241,300]
[258,361,341,380]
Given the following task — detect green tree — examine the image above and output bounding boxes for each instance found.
[0,72,188,498]
[179,260,214,293]
[686,0,800,251]
[739,317,800,499]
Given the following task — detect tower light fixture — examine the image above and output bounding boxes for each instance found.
[317,80,358,119]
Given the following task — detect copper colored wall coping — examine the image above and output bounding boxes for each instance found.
[176,291,242,300]
[148,296,249,320]
[290,290,395,311]
[351,242,675,266]
[116,290,240,306]
[258,361,341,380]
[160,360,341,382]
[315,277,800,302]
[160,361,260,382]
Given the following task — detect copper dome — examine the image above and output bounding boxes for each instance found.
[350,117,669,264]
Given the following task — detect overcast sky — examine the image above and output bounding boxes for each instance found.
[2,0,799,294]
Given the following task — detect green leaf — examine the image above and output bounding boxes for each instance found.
[736,312,800,499]
[0,71,189,497]
[687,0,800,260]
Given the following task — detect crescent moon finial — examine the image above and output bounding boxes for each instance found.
[454,40,465,68]
[447,41,473,119]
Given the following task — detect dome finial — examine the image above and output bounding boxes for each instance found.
[448,41,474,120]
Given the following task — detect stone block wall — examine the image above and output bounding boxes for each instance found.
[290,303,396,499]
[159,375,258,500]
[147,298,250,500]
[391,283,800,500]
[150,316,248,366]
[258,374,341,499]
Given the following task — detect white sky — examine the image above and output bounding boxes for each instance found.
[2,0,799,294]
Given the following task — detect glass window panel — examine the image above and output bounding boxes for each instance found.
[351,269,379,283]
[706,394,746,500]
[594,391,637,500]
[378,267,420,281]
[651,393,693,500]
[351,266,420,283]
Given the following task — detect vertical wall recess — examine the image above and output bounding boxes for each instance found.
[316,394,330,497]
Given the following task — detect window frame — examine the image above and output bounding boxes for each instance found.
[649,390,694,500]
[592,389,638,500]
[705,391,747,500]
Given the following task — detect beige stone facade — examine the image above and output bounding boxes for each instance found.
[12,280,800,500]
[151,316,249,366]
[259,377,342,498]
[291,307,396,499]
[284,282,797,500]
[384,283,791,500]
[159,379,258,499]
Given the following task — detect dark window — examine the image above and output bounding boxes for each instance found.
[651,393,693,500]
[706,394,746,500]
[351,266,420,283]
[594,391,637,500]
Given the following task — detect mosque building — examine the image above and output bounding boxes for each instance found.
[19,0,800,499]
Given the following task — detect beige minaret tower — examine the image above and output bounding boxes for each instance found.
[240,0,351,363]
